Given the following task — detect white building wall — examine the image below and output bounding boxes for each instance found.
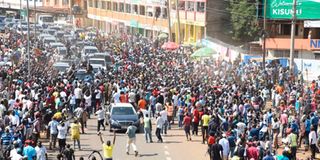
[0,0,43,10]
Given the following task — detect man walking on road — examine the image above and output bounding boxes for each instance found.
[144,114,153,143]
[99,131,116,160]
[155,113,164,143]
[95,107,106,132]
[125,124,138,157]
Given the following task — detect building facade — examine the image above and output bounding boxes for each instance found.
[87,0,169,39]
[262,0,320,60]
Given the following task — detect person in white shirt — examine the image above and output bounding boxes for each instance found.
[48,118,59,150]
[10,148,23,160]
[160,108,168,135]
[95,107,105,132]
[74,86,82,108]
[113,91,120,103]
[309,126,319,159]
[219,134,230,160]
[0,101,6,119]
[35,141,47,160]
[10,111,19,127]
[155,113,164,143]
[57,123,67,153]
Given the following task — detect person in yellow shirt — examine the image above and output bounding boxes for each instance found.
[70,119,81,150]
[201,111,211,144]
[99,131,116,160]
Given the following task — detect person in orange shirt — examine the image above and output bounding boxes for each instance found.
[138,97,147,110]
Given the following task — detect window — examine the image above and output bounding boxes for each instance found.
[155,7,161,18]
[162,8,167,19]
[84,1,87,10]
[113,2,118,11]
[55,0,58,5]
[102,1,106,9]
[119,3,124,12]
[107,2,111,10]
[279,24,298,36]
[139,5,145,15]
[178,1,185,10]
[94,0,98,8]
[315,53,320,59]
[186,1,194,11]
[62,0,68,5]
[197,2,205,12]
[125,4,131,13]
[89,0,93,7]
[147,6,153,17]
[133,4,138,14]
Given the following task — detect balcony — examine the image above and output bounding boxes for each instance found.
[265,38,320,51]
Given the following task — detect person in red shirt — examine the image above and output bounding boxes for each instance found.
[246,142,259,160]
[207,132,215,146]
[183,112,192,141]
[192,105,200,136]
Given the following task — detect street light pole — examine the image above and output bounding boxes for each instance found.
[262,0,267,69]
[166,0,172,41]
[289,0,297,74]
[34,0,36,36]
[26,0,30,79]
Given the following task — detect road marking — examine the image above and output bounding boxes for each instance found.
[166,157,172,160]
[164,151,170,155]
[164,145,168,149]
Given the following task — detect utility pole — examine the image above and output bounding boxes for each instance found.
[262,0,267,69]
[20,0,22,41]
[26,0,30,79]
[175,0,181,44]
[34,0,36,36]
[166,0,172,41]
[289,0,297,74]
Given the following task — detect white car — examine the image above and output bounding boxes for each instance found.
[88,58,106,71]
[81,46,99,60]
[53,62,69,73]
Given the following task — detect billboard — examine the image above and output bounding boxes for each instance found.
[266,0,320,19]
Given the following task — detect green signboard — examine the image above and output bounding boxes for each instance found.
[266,0,320,19]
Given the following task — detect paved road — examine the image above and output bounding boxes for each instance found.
[45,116,208,160]
[43,115,320,160]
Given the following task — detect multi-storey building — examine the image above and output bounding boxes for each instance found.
[87,0,169,39]
[41,0,88,26]
[261,0,320,59]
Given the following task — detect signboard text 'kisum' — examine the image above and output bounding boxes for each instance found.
[266,0,320,19]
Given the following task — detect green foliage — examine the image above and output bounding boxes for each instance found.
[228,0,261,41]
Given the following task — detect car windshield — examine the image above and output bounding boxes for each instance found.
[58,49,67,54]
[54,66,68,72]
[89,60,105,66]
[112,107,135,115]
[86,49,98,54]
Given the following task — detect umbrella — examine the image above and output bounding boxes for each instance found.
[158,33,168,39]
[191,47,217,58]
[161,42,179,50]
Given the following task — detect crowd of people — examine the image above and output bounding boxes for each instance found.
[0,22,318,160]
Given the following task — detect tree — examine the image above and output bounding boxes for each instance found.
[228,0,261,42]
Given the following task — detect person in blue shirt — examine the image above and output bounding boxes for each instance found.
[1,128,12,150]
[304,116,311,145]
[263,150,275,160]
[23,141,36,160]
[290,120,299,134]
[311,112,319,132]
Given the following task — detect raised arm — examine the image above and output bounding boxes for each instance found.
[113,131,116,145]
